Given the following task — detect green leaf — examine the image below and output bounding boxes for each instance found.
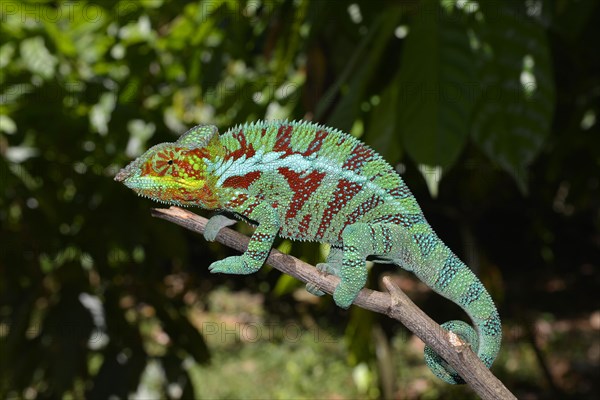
[0,115,17,134]
[418,164,443,198]
[44,21,77,57]
[20,36,57,79]
[470,2,555,193]
[345,305,375,365]
[273,273,302,296]
[0,42,16,70]
[397,0,475,169]
[365,75,402,163]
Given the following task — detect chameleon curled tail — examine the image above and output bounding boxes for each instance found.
[411,241,502,384]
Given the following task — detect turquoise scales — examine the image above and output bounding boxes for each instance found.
[115,120,502,384]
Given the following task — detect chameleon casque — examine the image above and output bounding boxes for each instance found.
[115,120,501,384]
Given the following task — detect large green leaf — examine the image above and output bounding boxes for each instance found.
[365,75,402,163]
[397,0,476,169]
[470,2,555,193]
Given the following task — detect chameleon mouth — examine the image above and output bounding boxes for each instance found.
[113,161,150,191]
[114,158,142,183]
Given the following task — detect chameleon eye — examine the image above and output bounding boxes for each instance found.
[168,160,174,165]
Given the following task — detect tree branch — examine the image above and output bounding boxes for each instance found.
[151,206,516,400]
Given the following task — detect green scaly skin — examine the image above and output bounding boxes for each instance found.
[115,120,502,384]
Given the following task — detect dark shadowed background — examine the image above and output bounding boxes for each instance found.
[1,1,598,399]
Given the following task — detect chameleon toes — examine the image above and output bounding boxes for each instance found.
[316,262,338,276]
[305,282,325,296]
[208,256,251,274]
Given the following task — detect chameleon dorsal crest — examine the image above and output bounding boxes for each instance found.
[176,125,219,148]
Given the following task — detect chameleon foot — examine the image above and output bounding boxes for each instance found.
[208,256,259,275]
[305,262,339,297]
[332,282,360,309]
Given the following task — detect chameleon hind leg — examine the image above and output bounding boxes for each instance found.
[333,222,416,309]
[306,246,343,296]
[209,202,280,275]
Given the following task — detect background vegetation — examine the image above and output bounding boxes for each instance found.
[1,0,598,399]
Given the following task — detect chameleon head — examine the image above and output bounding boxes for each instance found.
[115,125,221,209]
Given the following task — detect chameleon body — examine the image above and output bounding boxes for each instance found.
[115,120,501,384]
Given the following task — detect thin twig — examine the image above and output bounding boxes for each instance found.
[151,206,516,400]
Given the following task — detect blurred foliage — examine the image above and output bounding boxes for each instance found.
[0,0,599,399]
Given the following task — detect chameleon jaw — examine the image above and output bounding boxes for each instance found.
[116,165,208,207]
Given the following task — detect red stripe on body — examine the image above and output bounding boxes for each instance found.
[342,144,375,170]
[222,171,261,190]
[278,168,326,220]
[301,129,328,156]
[298,213,312,236]
[273,125,294,155]
[224,193,249,209]
[273,126,330,157]
[387,185,411,198]
[317,179,363,239]
[243,198,262,215]
[226,129,257,161]
[331,195,384,241]
[226,194,261,218]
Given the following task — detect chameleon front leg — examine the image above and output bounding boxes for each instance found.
[209,202,280,275]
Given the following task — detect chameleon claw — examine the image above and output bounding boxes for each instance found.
[305,282,325,296]
[305,262,338,296]
[316,262,338,276]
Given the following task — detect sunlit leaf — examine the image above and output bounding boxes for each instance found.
[20,37,57,79]
[0,42,16,70]
[365,75,402,163]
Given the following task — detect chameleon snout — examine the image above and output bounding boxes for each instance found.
[114,167,130,182]
[114,161,140,184]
